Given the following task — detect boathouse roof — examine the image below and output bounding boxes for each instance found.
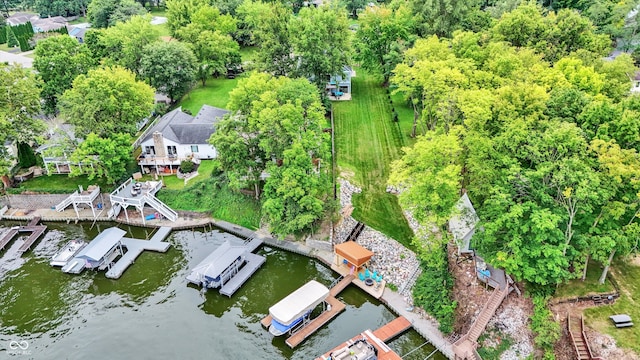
[191,240,247,279]
[269,280,330,325]
[75,227,126,261]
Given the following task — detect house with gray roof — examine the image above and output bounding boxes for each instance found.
[136,105,229,174]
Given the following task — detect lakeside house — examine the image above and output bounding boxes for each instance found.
[136,105,229,174]
[6,12,68,33]
[326,66,355,100]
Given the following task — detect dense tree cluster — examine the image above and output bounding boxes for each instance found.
[390,4,640,290]
[210,73,332,237]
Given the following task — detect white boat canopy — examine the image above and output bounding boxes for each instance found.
[269,280,330,326]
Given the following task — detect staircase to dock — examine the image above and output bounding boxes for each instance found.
[142,195,178,221]
[55,193,76,212]
[345,222,365,242]
[453,285,509,359]
[568,314,603,360]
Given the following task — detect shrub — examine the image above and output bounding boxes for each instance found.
[179,160,195,173]
[531,295,560,358]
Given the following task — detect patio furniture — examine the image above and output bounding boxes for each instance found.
[358,272,365,281]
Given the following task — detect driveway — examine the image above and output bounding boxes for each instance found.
[0,50,33,68]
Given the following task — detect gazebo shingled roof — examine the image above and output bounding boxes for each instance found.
[334,241,374,267]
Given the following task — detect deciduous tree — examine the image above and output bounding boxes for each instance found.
[69,133,133,184]
[140,41,197,102]
[58,66,155,138]
[33,35,96,115]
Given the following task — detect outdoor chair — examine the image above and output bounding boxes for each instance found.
[358,272,365,281]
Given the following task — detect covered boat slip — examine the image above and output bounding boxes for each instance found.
[68,227,126,272]
[186,238,266,297]
[269,280,330,332]
[61,226,172,278]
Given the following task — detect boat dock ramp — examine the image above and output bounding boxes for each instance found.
[0,217,47,255]
[105,227,172,279]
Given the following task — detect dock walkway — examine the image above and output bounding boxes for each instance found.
[219,252,266,297]
[372,316,412,342]
[286,296,347,348]
[0,217,47,254]
[105,227,171,279]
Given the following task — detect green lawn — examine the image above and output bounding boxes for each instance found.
[554,261,616,300]
[139,160,217,190]
[9,174,114,194]
[584,261,640,353]
[154,23,171,38]
[333,69,415,246]
[148,160,262,229]
[177,76,241,114]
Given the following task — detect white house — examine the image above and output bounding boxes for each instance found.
[137,105,229,175]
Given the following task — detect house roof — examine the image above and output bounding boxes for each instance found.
[335,241,374,267]
[6,12,37,26]
[75,227,126,262]
[68,26,88,38]
[32,17,67,32]
[142,105,229,145]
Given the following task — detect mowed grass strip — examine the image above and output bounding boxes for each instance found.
[584,261,640,353]
[333,69,414,245]
[554,261,616,300]
[177,76,241,114]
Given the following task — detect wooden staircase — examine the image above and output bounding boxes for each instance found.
[453,286,510,359]
[568,314,604,360]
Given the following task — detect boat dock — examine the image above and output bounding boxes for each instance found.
[372,316,412,342]
[261,275,355,349]
[105,226,172,279]
[186,237,265,296]
[0,217,47,254]
[219,252,266,297]
[315,316,412,360]
[285,295,347,348]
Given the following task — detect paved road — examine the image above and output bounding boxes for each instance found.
[0,50,33,68]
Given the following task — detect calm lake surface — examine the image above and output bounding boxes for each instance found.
[0,222,445,359]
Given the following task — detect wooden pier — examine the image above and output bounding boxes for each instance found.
[315,316,412,360]
[0,217,47,254]
[372,316,412,342]
[286,295,347,348]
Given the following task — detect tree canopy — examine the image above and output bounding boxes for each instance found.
[88,0,147,28]
[140,41,198,102]
[0,64,44,175]
[33,35,96,115]
[69,132,133,184]
[210,72,331,237]
[58,66,155,138]
[389,3,640,287]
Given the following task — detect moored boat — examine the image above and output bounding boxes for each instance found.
[50,240,87,267]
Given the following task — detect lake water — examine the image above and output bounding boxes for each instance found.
[0,222,445,359]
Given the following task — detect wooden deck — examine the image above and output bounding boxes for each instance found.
[315,317,412,360]
[260,314,272,328]
[372,316,412,342]
[286,295,346,348]
[0,217,47,254]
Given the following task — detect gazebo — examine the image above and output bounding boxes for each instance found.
[334,241,374,272]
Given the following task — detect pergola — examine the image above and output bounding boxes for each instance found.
[334,241,374,271]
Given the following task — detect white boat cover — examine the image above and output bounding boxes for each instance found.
[269,280,329,326]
